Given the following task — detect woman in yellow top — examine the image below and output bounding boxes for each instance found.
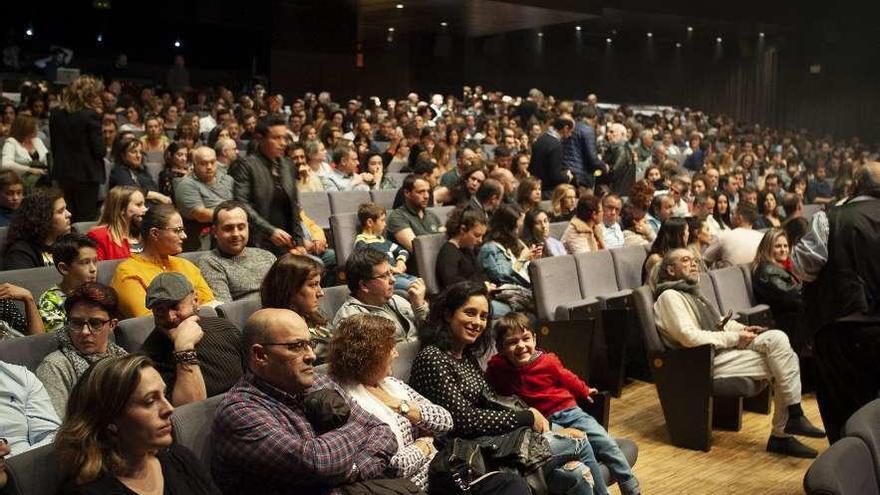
[111,204,214,318]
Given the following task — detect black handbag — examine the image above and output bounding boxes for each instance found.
[428,436,488,495]
[480,389,531,412]
[340,478,425,495]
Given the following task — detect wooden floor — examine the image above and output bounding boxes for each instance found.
[604,381,827,495]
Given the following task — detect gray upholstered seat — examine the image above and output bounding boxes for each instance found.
[609,245,648,290]
[575,250,631,307]
[330,213,359,267]
[412,233,447,295]
[528,255,583,321]
[115,315,155,353]
[71,221,97,235]
[844,399,880,483]
[300,191,332,229]
[171,393,226,472]
[177,250,208,265]
[710,266,773,326]
[0,333,58,372]
[216,297,263,332]
[370,189,398,210]
[319,285,350,321]
[4,444,63,495]
[804,437,880,495]
[328,191,371,215]
[426,205,454,224]
[548,221,568,240]
[96,258,124,286]
[2,266,60,314]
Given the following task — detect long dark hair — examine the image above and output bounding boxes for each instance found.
[521,207,550,252]
[419,281,493,358]
[484,203,523,256]
[712,191,733,228]
[260,254,327,328]
[648,217,689,257]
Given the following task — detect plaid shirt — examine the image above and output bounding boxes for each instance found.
[211,372,397,495]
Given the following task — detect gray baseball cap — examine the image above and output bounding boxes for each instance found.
[145,273,194,309]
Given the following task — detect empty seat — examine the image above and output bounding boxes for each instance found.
[97,258,124,286]
[549,221,568,240]
[427,205,454,224]
[71,221,97,234]
[844,399,880,483]
[412,233,447,295]
[300,191,332,229]
[804,437,879,495]
[328,191,371,215]
[4,444,63,495]
[330,213,359,267]
[575,250,630,306]
[116,315,154,353]
[370,189,398,210]
[171,393,226,472]
[529,255,583,321]
[610,245,648,291]
[319,285,350,320]
[0,333,58,372]
[216,297,263,332]
[710,266,773,326]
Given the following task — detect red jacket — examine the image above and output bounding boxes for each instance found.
[485,351,591,417]
[87,225,132,261]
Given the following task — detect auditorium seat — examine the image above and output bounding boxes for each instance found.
[171,393,226,473]
[319,285,350,320]
[370,189,398,210]
[631,284,768,451]
[385,172,408,185]
[300,191,332,229]
[178,250,208,265]
[391,339,421,382]
[609,245,648,291]
[412,233,446,295]
[804,437,879,495]
[574,250,631,308]
[71,221,97,235]
[328,190,370,215]
[330,213,359,267]
[96,258,125,286]
[216,297,263,332]
[2,266,60,313]
[709,266,774,327]
[115,315,154,353]
[529,255,583,321]
[4,444,62,495]
[844,399,880,482]
[427,205,454,224]
[0,333,57,372]
[549,221,568,240]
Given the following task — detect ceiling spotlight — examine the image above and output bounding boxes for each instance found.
[25,28,33,37]
[675,42,682,48]
[759,32,765,38]
[575,25,581,31]
[388,27,395,32]
[716,37,722,43]
[537,31,543,37]
[606,38,612,44]
[440,21,448,27]
[647,32,653,38]
[96,33,103,43]
[173,39,181,48]
[687,26,693,32]
[611,29,618,35]
[395,3,403,8]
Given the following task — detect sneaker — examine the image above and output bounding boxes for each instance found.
[766,436,818,459]
[785,416,826,438]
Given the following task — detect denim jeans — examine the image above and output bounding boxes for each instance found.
[543,431,594,495]
[549,407,639,495]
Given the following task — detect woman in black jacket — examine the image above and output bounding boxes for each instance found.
[2,187,71,270]
[751,228,806,353]
[49,75,105,222]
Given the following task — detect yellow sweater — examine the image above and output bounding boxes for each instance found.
[111,254,215,318]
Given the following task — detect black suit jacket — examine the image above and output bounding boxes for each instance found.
[49,108,105,183]
[529,132,569,194]
[229,151,305,248]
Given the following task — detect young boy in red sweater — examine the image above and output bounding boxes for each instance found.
[486,312,640,495]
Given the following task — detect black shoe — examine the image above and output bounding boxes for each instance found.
[785,416,827,438]
[766,436,818,459]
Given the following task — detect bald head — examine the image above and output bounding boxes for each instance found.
[192,146,218,183]
[854,161,880,197]
[244,308,306,349]
[244,308,316,392]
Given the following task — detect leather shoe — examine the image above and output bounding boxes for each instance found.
[766,436,818,459]
[785,416,826,438]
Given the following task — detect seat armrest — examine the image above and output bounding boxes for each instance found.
[734,305,774,327]
[577,391,611,429]
[558,298,602,320]
[597,290,634,309]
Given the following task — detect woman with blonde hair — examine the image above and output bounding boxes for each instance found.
[549,183,576,222]
[751,228,806,353]
[55,354,219,494]
[50,75,106,222]
[88,186,147,260]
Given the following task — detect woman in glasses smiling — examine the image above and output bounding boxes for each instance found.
[35,282,128,418]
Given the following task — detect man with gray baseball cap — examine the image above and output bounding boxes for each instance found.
[139,272,244,406]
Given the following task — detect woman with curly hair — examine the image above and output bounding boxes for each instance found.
[448,164,486,206]
[260,254,331,363]
[55,354,219,494]
[329,314,453,490]
[2,187,71,270]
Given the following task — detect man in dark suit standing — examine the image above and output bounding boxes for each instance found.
[564,102,606,189]
[529,117,574,198]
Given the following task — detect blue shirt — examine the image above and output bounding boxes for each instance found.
[0,361,61,456]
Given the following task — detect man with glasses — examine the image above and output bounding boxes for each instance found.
[139,272,243,406]
[332,249,427,343]
[212,308,398,494]
[652,249,824,458]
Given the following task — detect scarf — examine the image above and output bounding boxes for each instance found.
[654,278,722,332]
[57,328,128,376]
[345,377,413,452]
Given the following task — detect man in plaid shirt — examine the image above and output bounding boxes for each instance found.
[211,308,398,495]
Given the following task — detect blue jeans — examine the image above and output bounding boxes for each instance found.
[549,407,639,495]
[543,432,594,495]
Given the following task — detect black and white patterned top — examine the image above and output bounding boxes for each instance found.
[0,299,26,339]
[409,345,533,439]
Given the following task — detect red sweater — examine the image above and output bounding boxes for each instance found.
[87,225,132,261]
[485,351,591,417]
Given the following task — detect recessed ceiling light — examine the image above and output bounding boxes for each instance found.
[395,3,404,9]
[388,27,395,32]
[440,21,448,27]
[606,38,612,44]
[537,32,543,37]
[716,37,722,43]
[575,25,581,31]
[759,32,765,38]
[687,26,693,32]
[647,32,653,38]
[676,42,682,48]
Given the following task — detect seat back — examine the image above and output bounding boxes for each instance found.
[738,264,757,304]
[4,444,63,495]
[0,333,58,372]
[804,437,880,495]
[392,340,421,382]
[329,191,371,215]
[549,221,568,240]
[386,172,408,185]
[330,213,360,267]
[96,258,124,286]
[116,315,155,353]
[610,245,648,290]
[536,319,597,383]
[538,199,552,211]
[698,274,722,314]
[575,250,622,302]
[177,250,208,265]
[413,233,447,295]
[2,266,60,313]
[632,285,665,356]
[319,285,350,320]
[844,399,880,483]
[370,189,398,210]
[0,226,8,263]
[171,393,225,472]
[529,255,582,322]
[216,297,263,332]
[143,151,165,183]
[71,221,97,234]
[300,191,332,229]
[709,266,753,314]
[426,205,454,224]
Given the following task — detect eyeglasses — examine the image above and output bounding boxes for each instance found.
[261,339,315,353]
[370,270,395,281]
[69,318,111,333]
[162,226,186,235]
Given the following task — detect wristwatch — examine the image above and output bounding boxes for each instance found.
[398,400,410,415]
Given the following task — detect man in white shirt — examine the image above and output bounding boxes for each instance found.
[703,201,764,267]
[602,194,625,249]
[0,360,61,456]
